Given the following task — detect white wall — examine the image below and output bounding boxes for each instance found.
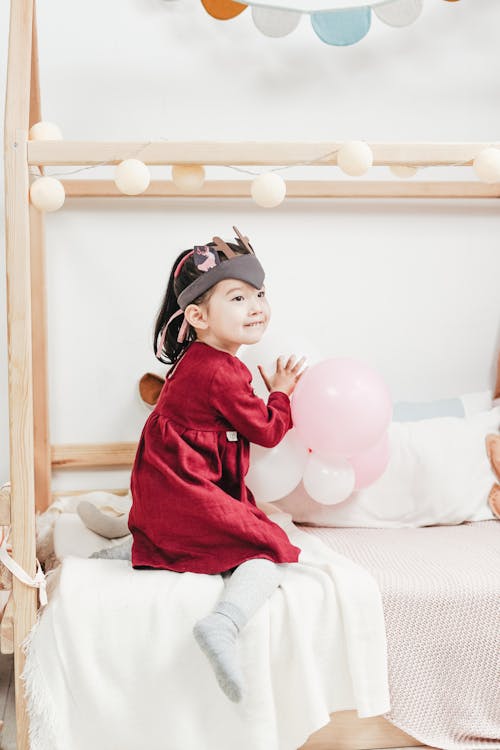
[1,0,500,491]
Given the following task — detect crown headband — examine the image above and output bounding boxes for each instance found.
[176,226,264,310]
[156,226,265,357]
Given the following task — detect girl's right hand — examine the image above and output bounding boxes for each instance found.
[258,355,307,397]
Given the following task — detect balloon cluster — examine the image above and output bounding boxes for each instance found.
[246,358,392,506]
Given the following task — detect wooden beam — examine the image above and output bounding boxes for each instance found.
[61,178,500,200]
[28,141,500,167]
[51,442,137,469]
[4,1,37,747]
[51,488,129,498]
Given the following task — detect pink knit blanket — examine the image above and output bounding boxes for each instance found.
[302,520,500,749]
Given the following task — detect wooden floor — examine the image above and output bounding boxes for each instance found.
[0,653,16,750]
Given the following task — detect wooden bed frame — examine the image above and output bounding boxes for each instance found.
[3,1,498,747]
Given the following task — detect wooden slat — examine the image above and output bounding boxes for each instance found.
[0,595,14,656]
[61,178,500,200]
[51,487,129,498]
[30,203,51,512]
[300,710,422,750]
[51,442,137,469]
[4,2,37,749]
[28,140,500,167]
[0,485,11,526]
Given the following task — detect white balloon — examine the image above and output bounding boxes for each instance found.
[246,430,309,503]
[114,159,151,195]
[303,454,355,505]
[252,6,301,37]
[172,164,205,193]
[251,173,286,208]
[29,177,65,212]
[473,148,500,184]
[337,141,373,177]
[28,121,63,140]
[374,0,423,28]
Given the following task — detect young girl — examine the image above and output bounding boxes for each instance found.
[94,227,306,703]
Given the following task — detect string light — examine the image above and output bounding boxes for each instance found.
[27,124,499,212]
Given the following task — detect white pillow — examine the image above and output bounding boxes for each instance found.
[275,407,500,528]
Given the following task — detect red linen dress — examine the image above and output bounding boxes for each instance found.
[129,340,301,573]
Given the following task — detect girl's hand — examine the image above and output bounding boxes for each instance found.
[258,355,307,397]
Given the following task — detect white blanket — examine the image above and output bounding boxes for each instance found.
[22,513,390,750]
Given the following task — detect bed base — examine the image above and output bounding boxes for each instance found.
[1,485,425,750]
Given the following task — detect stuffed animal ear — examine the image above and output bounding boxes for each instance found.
[139,373,165,407]
[485,434,500,482]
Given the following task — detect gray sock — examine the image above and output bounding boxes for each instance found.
[89,536,132,560]
[193,559,288,703]
[193,608,243,702]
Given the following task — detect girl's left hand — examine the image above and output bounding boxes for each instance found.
[258,354,307,396]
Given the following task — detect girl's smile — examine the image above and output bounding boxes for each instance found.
[185,278,271,355]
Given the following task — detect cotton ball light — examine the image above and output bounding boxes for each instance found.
[473,148,500,184]
[251,173,286,208]
[29,177,65,212]
[28,121,63,140]
[390,164,418,178]
[337,141,373,177]
[172,164,205,193]
[114,159,151,195]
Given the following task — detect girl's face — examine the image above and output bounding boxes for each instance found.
[186,278,270,355]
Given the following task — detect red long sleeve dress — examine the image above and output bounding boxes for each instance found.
[128,340,301,573]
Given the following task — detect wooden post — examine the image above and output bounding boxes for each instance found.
[28,0,51,514]
[30,203,51,513]
[4,2,38,750]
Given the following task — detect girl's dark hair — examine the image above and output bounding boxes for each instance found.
[154,241,251,366]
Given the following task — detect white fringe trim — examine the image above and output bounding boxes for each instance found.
[21,614,64,750]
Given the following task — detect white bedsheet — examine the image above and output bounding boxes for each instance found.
[23,513,390,750]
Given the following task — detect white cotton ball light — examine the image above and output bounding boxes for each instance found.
[390,164,418,179]
[473,148,500,184]
[337,141,373,177]
[172,164,206,193]
[28,121,63,140]
[114,159,151,195]
[251,173,286,208]
[29,177,65,212]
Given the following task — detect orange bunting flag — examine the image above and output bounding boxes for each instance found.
[201,0,248,20]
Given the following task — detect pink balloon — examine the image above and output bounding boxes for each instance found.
[348,432,390,490]
[291,358,392,458]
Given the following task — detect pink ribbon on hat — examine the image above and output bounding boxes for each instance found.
[156,309,190,357]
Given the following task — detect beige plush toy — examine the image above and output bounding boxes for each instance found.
[76,498,131,539]
[75,373,164,539]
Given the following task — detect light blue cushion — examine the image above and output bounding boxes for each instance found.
[393,398,465,422]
